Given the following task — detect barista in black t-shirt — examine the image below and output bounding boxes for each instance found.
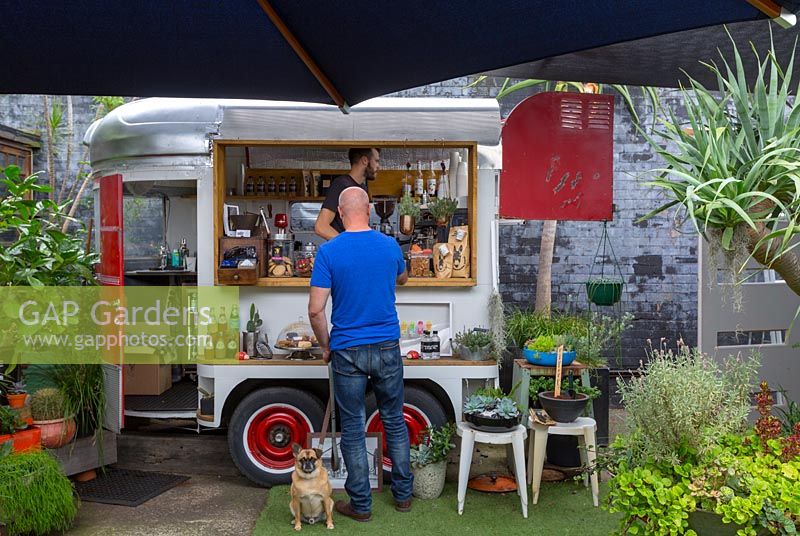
[314,148,380,240]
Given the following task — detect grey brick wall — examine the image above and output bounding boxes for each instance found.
[0,95,103,220]
[393,81,697,369]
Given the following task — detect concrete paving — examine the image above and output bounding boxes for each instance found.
[66,474,266,536]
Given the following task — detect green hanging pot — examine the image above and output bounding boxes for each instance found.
[586,278,623,306]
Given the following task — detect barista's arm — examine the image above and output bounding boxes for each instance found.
[308,286,332,360]
[396,270,408,286]
[314,208,339,241]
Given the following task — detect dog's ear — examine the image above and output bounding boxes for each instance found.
[313,448,323,460]
[292,443,302,456]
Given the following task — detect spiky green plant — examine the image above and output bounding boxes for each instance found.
[30,388,66,422]
[638,30,800,296]
[397,193,420,218]
[0,450,78,535]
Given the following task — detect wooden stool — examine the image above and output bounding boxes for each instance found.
[527,416,599,507]
[456,422,528,518]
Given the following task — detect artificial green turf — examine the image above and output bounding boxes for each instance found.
[253,481,620,535]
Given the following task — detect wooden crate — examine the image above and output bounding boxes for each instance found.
[219,237,267,278]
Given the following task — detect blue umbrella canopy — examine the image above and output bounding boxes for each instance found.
[0,0,793,107]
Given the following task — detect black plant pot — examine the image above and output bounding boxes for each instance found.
[200,397,214,416]
[538,392,589,423]
[464,412,521,433]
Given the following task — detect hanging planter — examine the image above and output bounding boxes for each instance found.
[586,221,625,306]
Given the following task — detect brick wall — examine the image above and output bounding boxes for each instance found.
[393,81,697,369]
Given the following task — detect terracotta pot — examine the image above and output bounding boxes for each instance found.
[33,417,76,449]
[399,215,415,235]
[7,393,27,409]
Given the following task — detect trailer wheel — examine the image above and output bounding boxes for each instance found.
[228,387,324,487]
[365,384,448,473]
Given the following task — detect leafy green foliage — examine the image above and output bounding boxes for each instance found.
[528,376,601,402]
[0,166,97,286]
[397,193,421,218]
[0,406,26,435]
[0,450,78,535]
[776,388,800,436]
[426,197,458,222]
[36,365,106,438]
[638,33,800,283]
[30,387,66,422]
[506,310,633,367]
[619,344,759,467]
[410,423,456,468]
[463,386,521,419]
[453,329,493,352]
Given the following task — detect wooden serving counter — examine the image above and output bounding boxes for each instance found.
[199,357,495,366]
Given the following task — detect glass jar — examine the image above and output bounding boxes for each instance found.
[294,242,317,278]
[268,232,295,277]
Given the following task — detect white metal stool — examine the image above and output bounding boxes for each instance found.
[456,422,528,518]
[527,416,599,507]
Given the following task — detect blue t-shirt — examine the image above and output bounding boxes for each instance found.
[310,230,405,350]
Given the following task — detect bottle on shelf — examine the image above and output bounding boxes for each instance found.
[414,160,424,200]
[226,332,239,357]
[267,175,277,195]
[431,331,441,360]
[438,161,450,199]
[278,176,287,196]
[179,238,190,269]
[288,175,298,196]
[420,330,430,359]
[215,334,226,359]
[218,306,228,340]
[171,248,180,269]
[256,175,266,195]
[245,174,256,196]
[427,161,437,198]
[229,307,240,336]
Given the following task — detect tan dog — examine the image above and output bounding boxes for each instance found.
[290,443,334,531]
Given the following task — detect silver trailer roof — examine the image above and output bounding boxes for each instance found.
[84,97,501,168]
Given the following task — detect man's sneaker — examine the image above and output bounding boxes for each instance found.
[395,498,412,513]
[334,500,372,522]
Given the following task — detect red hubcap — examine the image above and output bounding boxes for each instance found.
[366,404,430,467]
[245,404,312,472]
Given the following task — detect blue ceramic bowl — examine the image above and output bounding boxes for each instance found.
[523,348,577,367]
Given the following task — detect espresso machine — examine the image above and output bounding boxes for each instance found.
[372,196,397,237]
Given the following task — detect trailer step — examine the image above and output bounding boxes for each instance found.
[125,380,197,412]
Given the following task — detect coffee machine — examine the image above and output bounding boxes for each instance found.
[372,196,397,237]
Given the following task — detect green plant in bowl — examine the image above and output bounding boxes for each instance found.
[397,193,421,218]
[426,197,458,224]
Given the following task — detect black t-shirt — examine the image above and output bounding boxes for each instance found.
[321,174,369,233]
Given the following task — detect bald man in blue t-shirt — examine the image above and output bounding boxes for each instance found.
[308,186,411,522]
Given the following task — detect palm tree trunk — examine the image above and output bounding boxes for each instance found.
[745,227,800,297]
[535,220,557,317]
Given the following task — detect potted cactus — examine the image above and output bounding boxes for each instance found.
[463,386,521,432]
[453,328,494,361]
[410,423,455,500]
[30,388,76,449]
[243,304,263,357]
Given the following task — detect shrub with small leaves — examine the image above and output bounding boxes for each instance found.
[410,423,456,468]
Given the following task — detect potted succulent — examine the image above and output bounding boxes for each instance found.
[1,379,28,409]
[426,197,458,227]
[453,328,494,361]
[410,422,456,500]
[523,334,577,367]
[30,388,76,449]
[463,386,521,432]
[585,277,624,306]
[397,193,420,235]
[198,387,214,416]
[243,303,263,357]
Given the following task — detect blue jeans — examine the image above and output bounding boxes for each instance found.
[331,339,412,513]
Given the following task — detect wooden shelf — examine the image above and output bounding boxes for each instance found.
[226,196,324,202]
[220,277,477,287]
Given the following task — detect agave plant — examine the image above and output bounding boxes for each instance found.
[639,30,800,296]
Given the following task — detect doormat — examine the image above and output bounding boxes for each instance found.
[74,468,190,507]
